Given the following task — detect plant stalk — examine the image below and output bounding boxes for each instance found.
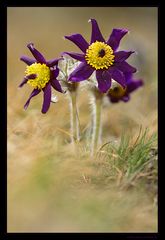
[69,83,80,151]
[91,92,103,156]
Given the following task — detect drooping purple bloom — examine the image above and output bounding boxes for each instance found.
[107,72,143,103]
[19,43,63,113]
[63,19,137,93]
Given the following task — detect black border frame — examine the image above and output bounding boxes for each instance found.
[1,1,160,239]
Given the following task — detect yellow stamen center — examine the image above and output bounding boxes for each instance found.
[109,80,127,98]
[25,63,50,90]
[85,41,115,70]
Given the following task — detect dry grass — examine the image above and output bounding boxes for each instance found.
[7,7,158,232]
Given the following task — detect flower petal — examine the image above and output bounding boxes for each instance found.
[114,51,134,63]
[89,19,105,43]
[42,83,51,113]
[127,79,143,93]
[109,67,126,88]
[20,55,36,65]
[24,88,41,110]
[124,72,133,83]
[27,43,46,63]
[96,70,111,93]
[116,61,137,73]
[47,58,62,67]
[108,95,119,103]
[62,52,85,62]
[106,28,128,51]
[122,95,130,102]
[65,34,89,53]
[50,67,63,92]
[68,62,94,82]
[50,66,59,79]
[51,79,63,93]
[19,74,37,88]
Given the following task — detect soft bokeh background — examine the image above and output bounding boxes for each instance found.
[7,7,158,232]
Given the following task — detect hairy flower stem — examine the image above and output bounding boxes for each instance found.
[91,91,104,156]
[68,83,80,151]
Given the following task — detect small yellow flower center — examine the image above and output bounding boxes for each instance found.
[25,63,50,90]
[85,41,115,70]
[109,80,127,98]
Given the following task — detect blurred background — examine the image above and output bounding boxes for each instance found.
[7,7,157,232]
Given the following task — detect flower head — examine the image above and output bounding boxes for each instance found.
[64,19,137,93]
[107,73,143,103]
[19,43,64,113]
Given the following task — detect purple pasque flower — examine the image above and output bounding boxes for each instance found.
[107,72,143,103]
[63,19,137,93]
[19,43,63,113]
